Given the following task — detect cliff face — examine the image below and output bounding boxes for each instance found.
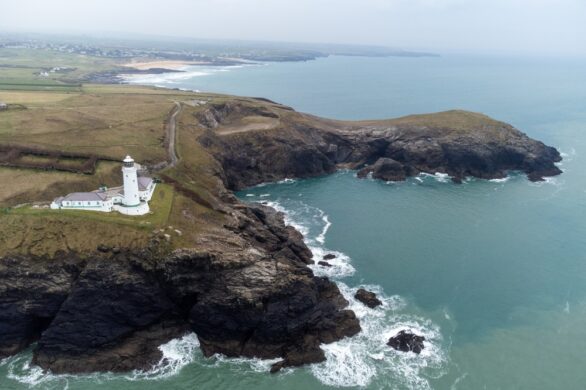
[0,98,562,374]
[1,204,359,374]
[196,103,561,188]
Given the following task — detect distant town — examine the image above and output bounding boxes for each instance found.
[0,32,437,66]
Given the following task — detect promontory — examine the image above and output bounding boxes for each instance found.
[0,85,561,374]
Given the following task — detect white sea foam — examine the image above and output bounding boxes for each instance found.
[6,354,63,387]
[489,177,510,183]
[311,283,446,388]
[315,211,331,244]
[450,372,469,390]
[261,199,355,278]
[5,351,97,389]
[528,176,562,187]
[122,64,258,86]
[559,147,576,160]
[433,172,451,183]
[417,172,452,183]
[309,246,356,279]
[126,333,200,381]
[4,333,201,387]
[212,354,282,373]
[277,178,297,184]
[122,69,213,85]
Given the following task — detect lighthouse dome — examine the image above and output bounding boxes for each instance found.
[123,155,135,168]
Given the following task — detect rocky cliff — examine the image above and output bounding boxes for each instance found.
[0,97,562,374]
[196,102,561,188]
[1,203,359,373]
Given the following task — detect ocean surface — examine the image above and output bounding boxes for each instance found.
[3,54,586,389]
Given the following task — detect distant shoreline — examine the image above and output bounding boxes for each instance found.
[122,60,207,70]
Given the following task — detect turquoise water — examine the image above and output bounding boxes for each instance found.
[3,55,586,389]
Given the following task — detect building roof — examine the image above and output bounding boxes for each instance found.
[138,176,153,191]
[62,192,107,202]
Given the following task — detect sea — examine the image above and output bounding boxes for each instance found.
[2,54,586,389]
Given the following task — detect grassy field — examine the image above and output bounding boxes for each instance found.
[0,48,118,89]
[0,86,191,162]
[0,162,120,206]
[0,83,227,208]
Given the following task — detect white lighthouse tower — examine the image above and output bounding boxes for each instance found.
[122,155,140,207]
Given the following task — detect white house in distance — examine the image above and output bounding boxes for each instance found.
[51,155,156,216]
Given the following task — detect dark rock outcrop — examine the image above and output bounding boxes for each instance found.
[354,288,382,308]
[387,330,425,354]
[0,254,83,359]
[357,158,412,181]
[32,255,188,373]
[318,261,333,267]
[0,203,360,374]
[198,106,562,188]
[322,253,336,260]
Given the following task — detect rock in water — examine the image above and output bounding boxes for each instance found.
[270,360,286,373]
[387,330,425,354]
[318,261,333,267]
[357,158,410,182]
[354,288,382,308]
[323,253,336,260]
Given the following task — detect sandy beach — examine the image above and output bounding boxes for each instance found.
[122,60,206,70]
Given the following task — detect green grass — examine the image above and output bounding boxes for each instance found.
[0,48,120,88]
[0,83,82,92]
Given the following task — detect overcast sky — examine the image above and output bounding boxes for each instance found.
[2,0,585,57]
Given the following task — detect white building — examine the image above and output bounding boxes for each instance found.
[51,155,156,216]
[0,102,7,110]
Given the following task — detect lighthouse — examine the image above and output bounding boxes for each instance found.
[122,155,140,207]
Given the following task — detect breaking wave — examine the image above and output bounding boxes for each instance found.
[121,64,258,86]
[126,333,200,381]
[2,333,201,388]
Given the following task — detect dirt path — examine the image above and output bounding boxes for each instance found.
[216,117,280,135]
[167,102,181,167]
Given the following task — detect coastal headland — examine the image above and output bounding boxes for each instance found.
[0,78,561,374]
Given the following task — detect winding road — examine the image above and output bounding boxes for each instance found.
[166,102,182,167]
